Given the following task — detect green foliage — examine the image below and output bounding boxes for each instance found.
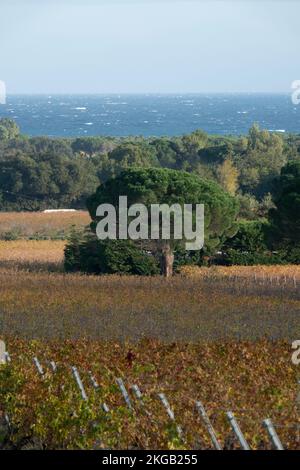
[236,124,286,197]
[0,152,98,211]
[237,193,260,220]
[87,167,239,255]
[150,138,180,169]
[281,246,300,264]
[0,228,21,241]
[0,119,296,221]
[222,219,280,266]
[225,249,285,266]
[64,229,159,275]
[0,118,20,141]
[225,220,269,253]
[222,219,293,266]
[0,339,298,449]
[71,136,116,156]
[269,160,300,252]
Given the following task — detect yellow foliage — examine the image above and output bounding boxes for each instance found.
[216,159,239,195]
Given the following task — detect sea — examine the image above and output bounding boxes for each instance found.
[0,93,299,138]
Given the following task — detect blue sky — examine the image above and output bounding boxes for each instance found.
[0,0,299,93]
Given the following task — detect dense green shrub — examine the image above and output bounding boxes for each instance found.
[269,160,300,247]
[224,219,269,253]
[221,219,287,265]
[64,230,160,275]
[225,249,286,266]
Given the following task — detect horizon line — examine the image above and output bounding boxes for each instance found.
[4,91,292,96]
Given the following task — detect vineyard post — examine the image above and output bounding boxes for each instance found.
[71,366,88,401]
[116,378,132,410]
[89,371,110,413]
[102,403,110,413]
[4,413,11,431]
[89,371,99,390]
[131,384,143,402]
[195,401,222,450]
[296,379,300,443]
[33,356,44,376]
[131,384,152,417]
[49,361,57,372]
[4,351,11,363]
[0,341,12,434]
[226,411,251,450]
[0,340,6,364]
[262,419,284,450]
[158,393,183,440]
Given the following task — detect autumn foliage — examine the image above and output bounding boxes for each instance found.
[0,338,299,450]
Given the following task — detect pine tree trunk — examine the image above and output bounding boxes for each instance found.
[160,243,174,278]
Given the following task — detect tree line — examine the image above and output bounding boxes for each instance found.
[2,118,300,272]
[1,118,300,217]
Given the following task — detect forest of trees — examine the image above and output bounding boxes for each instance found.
[2,117,300,268]
[1,117,300,217]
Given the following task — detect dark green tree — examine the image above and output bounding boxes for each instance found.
[71,137,116,156]
[108,142,159,168]
[0,153,98,210]
[150,138,180,169]
[269,160,300,249]
[237,124,286,197]
[64,229,159,275]
[0,118,20,140]
[87,167,239,276]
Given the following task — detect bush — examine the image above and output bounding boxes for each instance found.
[0,229,21,241]
[225,249,286,266]
[224,219,269,253]
[64,230,160,275]
[220,219,288,265]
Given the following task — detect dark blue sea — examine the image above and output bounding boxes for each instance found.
[0,93,299,137]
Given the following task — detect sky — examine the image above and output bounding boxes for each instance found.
[0,0,299,94]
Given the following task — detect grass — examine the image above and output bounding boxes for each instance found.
[0,211,90,240]
[0,240,65,272]
[181,264,300,281]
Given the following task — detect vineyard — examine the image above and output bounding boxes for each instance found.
[0,339,299,450]
[0,211,89,240]
[0,240,65,272]
[0,238,300,450]
[0,263,300,341]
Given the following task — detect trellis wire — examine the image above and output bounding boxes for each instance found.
[226,411,251,450]
[195,401,222,450]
